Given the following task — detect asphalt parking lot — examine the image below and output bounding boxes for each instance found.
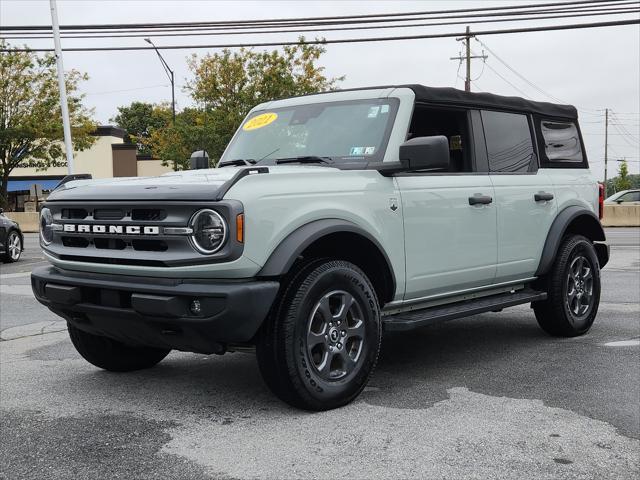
[1,231,638,479]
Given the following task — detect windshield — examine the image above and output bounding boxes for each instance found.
[220,98,399,165]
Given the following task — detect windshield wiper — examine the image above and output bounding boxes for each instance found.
[218,159,256,168]
[274,156,333,165]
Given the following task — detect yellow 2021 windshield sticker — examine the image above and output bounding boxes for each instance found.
[243,112,278,131]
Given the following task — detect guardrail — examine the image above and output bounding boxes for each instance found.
[4,205,640,233]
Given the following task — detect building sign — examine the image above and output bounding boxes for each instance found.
[19,160,67,169]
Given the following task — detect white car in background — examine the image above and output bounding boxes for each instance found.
[604,189,640,204]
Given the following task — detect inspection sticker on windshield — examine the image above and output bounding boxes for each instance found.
[349,146,376,156]
[243,112,278,131]
[367,106,380,118]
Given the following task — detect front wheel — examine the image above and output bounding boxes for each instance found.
[68,324,170,372]
[257,260,382,410]
[534,234,601,337]
[3,230,22,262]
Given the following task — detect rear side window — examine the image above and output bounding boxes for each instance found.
[481,111,535,173]
[540,120,583,163]
[618,191,640,202]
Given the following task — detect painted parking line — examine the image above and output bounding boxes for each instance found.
[602,339,640,347]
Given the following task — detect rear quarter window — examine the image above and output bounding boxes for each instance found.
[535,117,587,168]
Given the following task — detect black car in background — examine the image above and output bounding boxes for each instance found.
[0,209,23,263]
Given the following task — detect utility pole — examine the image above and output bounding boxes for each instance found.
[604,108,609,196]
[49,0,74,174]
[450,26,488,92]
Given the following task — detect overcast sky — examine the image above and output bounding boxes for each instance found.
[1,0,639,179]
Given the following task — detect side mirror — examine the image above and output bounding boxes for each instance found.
[616,199,624,204]
[190,150,210,170]
[399,136,449,171]
[0,208,3,214]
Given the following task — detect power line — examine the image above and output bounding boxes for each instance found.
[482,59,533,98]
[1,0,631,32]
[3,18,639,53]
[3,4,637,39]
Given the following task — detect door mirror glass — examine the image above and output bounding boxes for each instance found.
[399,135,449,171]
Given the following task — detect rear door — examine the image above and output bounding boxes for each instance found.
[480,110,557,283]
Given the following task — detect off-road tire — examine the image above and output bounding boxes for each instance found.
[257,259,382,410]
[68,323,170,372]
[533,234,601,337]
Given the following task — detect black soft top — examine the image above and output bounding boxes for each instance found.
[403,84,577,119]
[318,84,577,119]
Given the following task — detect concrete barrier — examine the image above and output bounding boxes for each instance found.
[4,212,39,232]
[602,204,640,227]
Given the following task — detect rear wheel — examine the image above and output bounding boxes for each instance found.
[68,323,170,372]
[534,234,601,337]
[257,259,382,410]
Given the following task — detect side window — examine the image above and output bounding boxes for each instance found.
[539,120,584,163]
[407,105,473,172]
[481,110,535,173]
[619,192,640,202]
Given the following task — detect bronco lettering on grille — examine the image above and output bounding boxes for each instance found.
[62,224,160,235]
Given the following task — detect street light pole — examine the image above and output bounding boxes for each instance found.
[144,38,176,126]
[49,0,74,174]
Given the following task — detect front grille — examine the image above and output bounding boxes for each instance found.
[94,238,126,250]
[62,236,90,248]
[61,208,88,219]
[45,201,199,266]
[94,209,125,220]
[43,200,242,267]
[131,239,168,252]
[132,209,166,221]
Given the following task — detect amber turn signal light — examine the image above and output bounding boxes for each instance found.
[236,214,244,243]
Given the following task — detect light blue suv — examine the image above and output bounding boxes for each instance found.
[32,85,609,410]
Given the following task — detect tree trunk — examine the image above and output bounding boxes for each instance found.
[0,172,9,210]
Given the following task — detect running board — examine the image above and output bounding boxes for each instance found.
[383,289,547,332]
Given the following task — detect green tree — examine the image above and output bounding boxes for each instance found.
[148,40,343,170]
[146,107,204,169]
[111,101,168,155]
[0,41,96,207]
[615,160,632,192]
[0,40,96,206]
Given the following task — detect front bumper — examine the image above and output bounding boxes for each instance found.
[31,266,279,354]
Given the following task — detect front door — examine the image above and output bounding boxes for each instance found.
[396,174,498,300]
[396,106,498,301]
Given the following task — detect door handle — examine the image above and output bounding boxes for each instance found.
[534,192,554,202]
[468,194,493,205]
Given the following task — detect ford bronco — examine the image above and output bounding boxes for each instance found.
[32,85,609,410]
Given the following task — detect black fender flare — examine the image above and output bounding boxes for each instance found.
[257,218,396,294]
[536,206,607,276]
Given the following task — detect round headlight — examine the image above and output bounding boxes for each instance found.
[189,209,227,254]
[40,207,53,245]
